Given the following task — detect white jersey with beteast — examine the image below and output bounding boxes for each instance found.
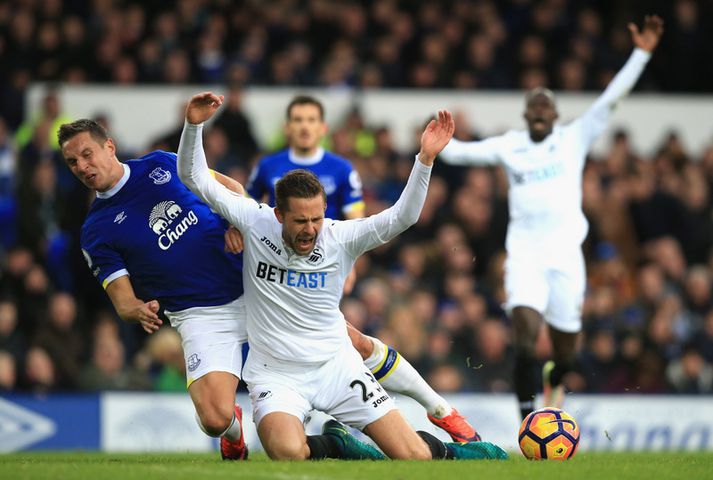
[440,48,651,256]
[177,122,430,364]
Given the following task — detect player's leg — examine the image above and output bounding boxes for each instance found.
[256,411,311,460]
[245,344,380,461]
[188,371,247,459]
[542,326,578,407]
[348,323,479,441]
[256,411,384,460]
[542,256,585,408]
[321,344,506,460]
[166,296,248,459]
[363,409,507,460]
[506,253,550,419]
[512,306,544,419]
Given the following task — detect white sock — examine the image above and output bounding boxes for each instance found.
[221,411,242,442]
[364,336,453,418]
[194,409,242,442]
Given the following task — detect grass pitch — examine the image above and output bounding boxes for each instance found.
[2,451,711,480]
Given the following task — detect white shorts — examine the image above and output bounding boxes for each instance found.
[504,248,584,333]
[165,296,247,387]
[243,340,396,430]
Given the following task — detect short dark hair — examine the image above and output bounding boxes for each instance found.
[286,95,324,121]
[58,119,109,147]
[275,169,326,213]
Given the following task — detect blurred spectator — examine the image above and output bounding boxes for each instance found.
[15,88,70,152]
[0,349,17,391]
[146,327,185,392]
[79,336,152,391]
[666,343,713,394]
[20,346,58,394]
[0,299,25,360]
[32,292,84,389]
[468,319,513,393]
[211,84,259,165]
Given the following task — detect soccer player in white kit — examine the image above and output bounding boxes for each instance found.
[177,92,507,461]
[242,94,480,442]
[439,16,664,419]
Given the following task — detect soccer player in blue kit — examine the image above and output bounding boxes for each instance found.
[245,95,480,443]
[58,119,250,460]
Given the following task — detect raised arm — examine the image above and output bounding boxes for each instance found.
[439,136,504,166]
[580,15,664,140]
[214,170,245,196]
[336,110,454,255]
[177,92,258,231]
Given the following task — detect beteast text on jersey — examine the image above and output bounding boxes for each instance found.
[255,261,327,289]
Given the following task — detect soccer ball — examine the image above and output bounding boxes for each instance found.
[518,407,580,460]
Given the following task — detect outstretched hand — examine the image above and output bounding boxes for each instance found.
[186,92,224,125]
[629,15,664,53]
[418,110,455,167]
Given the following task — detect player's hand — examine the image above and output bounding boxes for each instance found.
[136,300,162,334]
[417,110,455,166]
[629,15,664,53]
[186,92,224,125]
[224,225,244,254]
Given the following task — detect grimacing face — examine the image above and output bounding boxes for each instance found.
[61,131,122,192]
[523,94,559,142]
[276,195,326,255]
[285,103,327,155]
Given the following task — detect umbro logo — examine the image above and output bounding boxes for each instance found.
[114,211,127,224]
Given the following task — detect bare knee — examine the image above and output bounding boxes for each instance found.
[409,440,433,460]
[264,436,309,460]
[386,438,432,460]
[196,402,235,437]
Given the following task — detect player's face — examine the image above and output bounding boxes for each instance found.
[524,94,558,142]
[285,104,327,155]
[61,131,121,192]
[276,195,326,255]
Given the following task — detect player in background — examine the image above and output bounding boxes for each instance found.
[244,95,479,442]
[59,119,249,460]
[438,16,664,419]
[177,91,507,461]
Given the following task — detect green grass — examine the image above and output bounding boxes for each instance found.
[1,452,711,480]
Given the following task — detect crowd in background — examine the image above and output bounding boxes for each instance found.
[2,0,713,130]
[1,0,713,396]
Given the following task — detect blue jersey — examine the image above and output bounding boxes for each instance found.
[246,148,363,220]
[80,151,243,312]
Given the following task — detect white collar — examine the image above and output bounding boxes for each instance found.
[288,147,324,166]
[97,163,130,199]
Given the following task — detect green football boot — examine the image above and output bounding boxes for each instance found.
[446,441,509,460]
[322,420,386,460]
